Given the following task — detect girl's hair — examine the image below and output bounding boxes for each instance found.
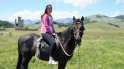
[41,4,52,19]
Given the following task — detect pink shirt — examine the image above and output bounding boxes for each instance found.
[41,14,55,34]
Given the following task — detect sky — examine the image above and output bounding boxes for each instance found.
[0,0,124,22]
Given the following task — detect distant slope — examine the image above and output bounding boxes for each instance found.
[15,14,124,29]
[114,15,124,19]
[24,19,40,25]
[85,14,124,28]
[0,20,14,28]
[55,18,72,24]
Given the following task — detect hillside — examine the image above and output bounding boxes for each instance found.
[0,20,14,28]
[0,22,124,69]
[17,14,124,29]
[114,15,124,19]
[85,14,124,28]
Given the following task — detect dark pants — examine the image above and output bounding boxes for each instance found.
[41,33,56,56]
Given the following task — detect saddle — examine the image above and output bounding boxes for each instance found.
[35,36,48,59]
[35,33,66,59]
[35,35,60,59]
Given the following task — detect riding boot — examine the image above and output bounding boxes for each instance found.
[48,56,58,64]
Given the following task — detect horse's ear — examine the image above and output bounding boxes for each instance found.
[81,16,84,21]
[73,16,76,22]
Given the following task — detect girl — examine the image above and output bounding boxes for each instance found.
[41,4,58,64]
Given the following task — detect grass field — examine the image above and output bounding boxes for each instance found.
[0,23,124,69]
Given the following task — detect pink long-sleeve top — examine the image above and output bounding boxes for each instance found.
[41,14,55,34]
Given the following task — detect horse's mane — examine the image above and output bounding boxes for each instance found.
[57,26,72,41]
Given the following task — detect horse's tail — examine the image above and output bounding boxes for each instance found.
[16,39,22,69]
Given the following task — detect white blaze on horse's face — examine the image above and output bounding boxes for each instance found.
[75,22,82,40]
[75,24,81,40]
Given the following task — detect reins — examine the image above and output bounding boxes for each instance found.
[56,34,81,69]
[55,34,73,57]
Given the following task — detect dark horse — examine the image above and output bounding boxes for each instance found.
[16,16,85,69]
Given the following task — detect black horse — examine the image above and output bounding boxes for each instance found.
[16,16,85,69]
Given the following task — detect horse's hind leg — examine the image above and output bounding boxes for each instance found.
[16,52,22,69]
[20,52,32,69]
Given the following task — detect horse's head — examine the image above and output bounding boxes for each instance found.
[71,16,85,45]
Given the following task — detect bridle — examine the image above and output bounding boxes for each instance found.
[72,21,82,42]
[55,34,73,56]
[55,20,82,57]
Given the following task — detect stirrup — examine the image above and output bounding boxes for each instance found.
[35,37,42,59]
[35,43,40,59]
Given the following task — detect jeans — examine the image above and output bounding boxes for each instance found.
[41,33,56,56]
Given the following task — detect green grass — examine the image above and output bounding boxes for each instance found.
[0,23,124,69]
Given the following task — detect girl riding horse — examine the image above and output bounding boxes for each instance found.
[40,4,57,64]
[16,16,85,69]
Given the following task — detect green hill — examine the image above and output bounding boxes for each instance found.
[0,20,14,28]
[22,14,124,29]
[85,14,124,28]
[115,15,124,19]
[0,21,124,69]
[1,15,123,69]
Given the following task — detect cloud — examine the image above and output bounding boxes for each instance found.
[8,10,42,22]
[53,10,80,19]
[55,0,98,9]
[7,10,80,22]
[111,11,124,17]
[116,0,124,4]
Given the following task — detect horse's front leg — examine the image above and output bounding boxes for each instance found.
[58,60,67,69]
